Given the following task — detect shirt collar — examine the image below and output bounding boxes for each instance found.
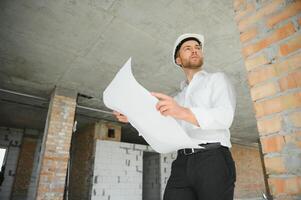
[180,70,208,90]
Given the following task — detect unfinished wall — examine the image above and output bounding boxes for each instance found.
[233,0,301,199]
[0,127,23,200]
[159,152,177,200]
[11,134,38,200]
[71,121,176,200]
[92,140,151,200]
[0,127,42,200]
[143,152,160,200]
[69,124,96,200]
[0,125,271,200]
[231,143,267,199]
[26,134,42,200]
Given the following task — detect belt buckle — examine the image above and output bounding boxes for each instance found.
[183,148,194,155]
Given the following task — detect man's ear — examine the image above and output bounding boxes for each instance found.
[175,57,181,65]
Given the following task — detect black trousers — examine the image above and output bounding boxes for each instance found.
[163,146,236,200]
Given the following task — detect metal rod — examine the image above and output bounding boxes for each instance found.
[76,105,113,115]
[0,88,113,115]
[0,88,48,101]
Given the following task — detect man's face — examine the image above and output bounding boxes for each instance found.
[175,40,203,69]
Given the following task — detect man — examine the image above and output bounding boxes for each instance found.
[114,33,236,200]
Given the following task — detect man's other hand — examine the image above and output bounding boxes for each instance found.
[113,111,129,123]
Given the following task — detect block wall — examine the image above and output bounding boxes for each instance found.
[92,140,153,200]
[143,152,161,200]
[159,152,177,200]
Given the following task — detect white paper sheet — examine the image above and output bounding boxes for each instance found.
[103,58,200,153]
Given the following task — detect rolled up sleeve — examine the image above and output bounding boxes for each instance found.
[190,73,236,130]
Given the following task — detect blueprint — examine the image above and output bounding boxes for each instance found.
[103,58,200,153]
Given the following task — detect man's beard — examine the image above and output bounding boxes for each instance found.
[181,57,203,69]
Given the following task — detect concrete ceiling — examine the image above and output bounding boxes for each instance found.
[0,0,259,144]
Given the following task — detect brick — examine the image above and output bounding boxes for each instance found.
[260,135,285,153]
[266,1,301,28]
[279,70,301,91]
[245,54,269,71]
[268,176,301,195]
[257,115,282,135]
[95,122,122,141]
[238,0,284,32]
[288,112,301,127]
[264,156,286,174]
[240,27,257,43]
[274,53,301,74]
[243,22,296,57]
[235,3,255,22]
[36,90,76,200]
[248,65,277,86]
[250,82,278,100]
[285,131,301,148]
[279,34,301,56]
[11,137,37,199]
[281,92,301,111]
[254,92,301,118]
[231,144,266,197]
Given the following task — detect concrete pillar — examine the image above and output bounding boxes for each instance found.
[35,87,76,200]
[233,0,301,199]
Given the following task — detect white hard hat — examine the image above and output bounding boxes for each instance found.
[172,33,204,67]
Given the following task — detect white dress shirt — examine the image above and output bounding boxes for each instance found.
[174,70,236,148]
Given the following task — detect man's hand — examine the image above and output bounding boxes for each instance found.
[151,92,200,127]
[113,111,129,123]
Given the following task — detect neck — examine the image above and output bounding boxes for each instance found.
[182,67,202,83]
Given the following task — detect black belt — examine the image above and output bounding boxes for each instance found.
[178,143,222,155]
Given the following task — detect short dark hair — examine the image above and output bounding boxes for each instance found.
[174,37,201,61]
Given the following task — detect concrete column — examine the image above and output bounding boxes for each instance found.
[35,87,76,200]
[233,0,301,199]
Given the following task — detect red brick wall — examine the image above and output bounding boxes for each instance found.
[11,136,37,199]
[35,89,76,200]
[231,144,266,198]
[233,0,301,199]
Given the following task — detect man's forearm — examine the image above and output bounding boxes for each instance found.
[181,107,200,127]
